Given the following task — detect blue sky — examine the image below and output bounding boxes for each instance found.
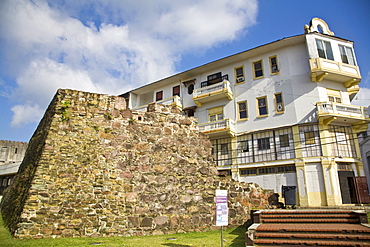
[1,0,370,142]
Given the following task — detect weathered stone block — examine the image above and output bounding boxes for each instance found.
[140,217,153,227]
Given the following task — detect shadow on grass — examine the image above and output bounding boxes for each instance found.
[227,219,252,247]
[162,244,193,247]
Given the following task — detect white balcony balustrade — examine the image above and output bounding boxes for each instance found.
[198,118,235,137]
[192,79,233,107]
[132,95,182,112]
[317,101,369,128]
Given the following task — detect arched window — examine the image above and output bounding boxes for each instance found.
[188,84,194,95]
[317,25,324,33]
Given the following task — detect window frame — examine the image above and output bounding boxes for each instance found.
[257,96,268,117]
[187,84,194,95]
[274,92,284,114]
[234,66,245,84]
[172,85,180,97]
[237,101,248,120]
[238,140,249,153]
[269,55,279,75]
[279,134,290,148]
[220,143,229,155]
[339,45,356,66]
[155,91,163,101]
[257,137,270,150]
[253,60,264,79]
[208,106,224,122]
[326,88,342,103]
[316,39,334,60]
[304,131,316,145]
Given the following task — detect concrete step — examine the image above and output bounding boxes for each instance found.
[256,223,370,233]
[254,238,370,246]
[255,232,370,241]
[248,210,370,246]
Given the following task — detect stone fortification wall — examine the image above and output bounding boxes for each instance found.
[1,89,272,239]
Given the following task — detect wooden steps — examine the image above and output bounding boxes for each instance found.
[247,209,370,246]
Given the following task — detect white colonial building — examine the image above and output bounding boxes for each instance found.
[121,18,370,207]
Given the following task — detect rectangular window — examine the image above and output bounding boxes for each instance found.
[304,131,316,145]
[279,134,290,148]
[206,72,222,86]
[238,101,248,120]
[270,56,279,74]
[327,88,342,103]
[172,85,180,97]
[316,39,334,60]
[274,93,284,113]
[339,45,356,66]
[235,66,245,83]
[277,165,296,173]
[257,96,268,116]
[240,169,257,176]
[258,137,270,150]
[238,141,249,153]
[156,91,163,101]
[208,106,224,122]
[220,143,229,155]
[253,60,264,79]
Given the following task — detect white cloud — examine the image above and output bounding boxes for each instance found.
[0,0,258,127]
[10,104,44,127]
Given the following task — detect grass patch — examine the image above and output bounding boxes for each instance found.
[0,214,247,247]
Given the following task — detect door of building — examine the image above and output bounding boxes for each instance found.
[338,171,358,204]
[355,177,370,204]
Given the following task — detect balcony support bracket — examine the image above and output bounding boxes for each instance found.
[316,72,329,82]
[344,78,359,88]
[321,116,336,126]
[352,120,370,134]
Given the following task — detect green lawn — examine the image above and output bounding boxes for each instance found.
[0,214,247,247]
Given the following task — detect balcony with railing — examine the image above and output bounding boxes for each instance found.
[198,118,235,137]
[192,75,233,107]
[132,95,183,112]
[317,101,369,126]
[309,58,361,87]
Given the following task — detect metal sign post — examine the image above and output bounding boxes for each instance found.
[216,190,228,247]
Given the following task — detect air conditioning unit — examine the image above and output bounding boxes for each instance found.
[236,77,245,83]
[276,103,284,112]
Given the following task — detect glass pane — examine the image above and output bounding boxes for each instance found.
[255,70,263,78]
[316,40,326,58]
[324,41,334,60]
[254,62,262,70]
[236,67,244,77]
[259,106,267,115]
[239,102,246,111]
[346,47,356,65]
[239,111,247,119]
[258,98,266,107]
[275,94,282,103]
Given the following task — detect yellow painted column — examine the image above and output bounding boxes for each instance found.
[321,158,342,206]
[292,126,308,206]
[352,125,366,177]
[295,159,308,206]
[318,120,333,157]
[230,136,239,181]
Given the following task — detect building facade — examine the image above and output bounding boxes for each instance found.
[121,18,370,207]
[358,110,370,203]
[0,140,28,195]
